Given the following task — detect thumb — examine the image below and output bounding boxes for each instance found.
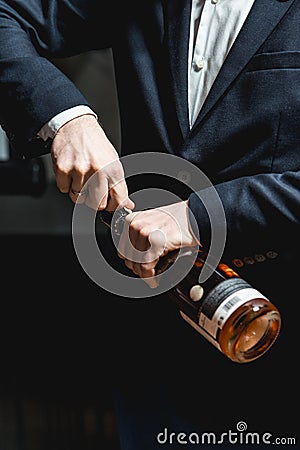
[125,197,135,211]
[106,194,135,212]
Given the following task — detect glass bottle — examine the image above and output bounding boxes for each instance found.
[100,207,281,364]
[156,248,281,363]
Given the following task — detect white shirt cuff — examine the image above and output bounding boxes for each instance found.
[37,105,98,141]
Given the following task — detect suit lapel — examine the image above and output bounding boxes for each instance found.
[164,0,192,140]
[191,0,295,131]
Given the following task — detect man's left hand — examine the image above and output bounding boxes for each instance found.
[117,200,199,288]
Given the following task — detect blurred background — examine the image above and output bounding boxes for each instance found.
[0,49,122,450]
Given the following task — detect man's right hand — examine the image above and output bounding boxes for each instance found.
[50,114,134,212]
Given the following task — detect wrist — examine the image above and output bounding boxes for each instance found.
[184,200,201,246]
[37,105,98,141]
[56,113,99,134]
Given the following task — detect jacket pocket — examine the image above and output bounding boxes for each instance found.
[246,51,300,72]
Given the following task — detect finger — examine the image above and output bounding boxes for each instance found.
[51,151,72,194]
[55,170,72,194]
[144,229,166,263]
[122,215,150,265]
[125,197,135,210]
[124,258,135,273]
[85,171,109,211]
[118,217,160,287]
[134,230,165,286]
[107,194,135,213]
[69,174,87,204]
[136,264,159,289]
[117,219,133,260]
[125,222,159,281]
[131,230,157,266]
[132,261,156,279]
[69,187,88,204]
[117,220,147,274]
[143,274,159,289]
[107,179,135,212]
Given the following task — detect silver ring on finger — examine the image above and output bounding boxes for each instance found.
[70,187,87,196]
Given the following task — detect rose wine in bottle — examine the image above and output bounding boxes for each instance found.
[100,208,281,363]
[156,248,281,363]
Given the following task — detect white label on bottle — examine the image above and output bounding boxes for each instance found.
[179,311,222,350]
[199,288,268,340]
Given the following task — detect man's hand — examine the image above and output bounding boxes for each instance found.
[51,114,134,211]
[117,200,199,287]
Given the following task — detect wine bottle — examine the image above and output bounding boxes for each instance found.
[100,207,281,363]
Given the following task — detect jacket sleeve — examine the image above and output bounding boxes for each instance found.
[188,92,300,274]
[0,0,112,157]
[188,168,300,256]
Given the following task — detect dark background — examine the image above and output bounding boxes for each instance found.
[0,49,122,450]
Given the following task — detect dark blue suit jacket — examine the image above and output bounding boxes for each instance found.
[0,0,299,435]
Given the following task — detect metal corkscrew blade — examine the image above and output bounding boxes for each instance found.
[99,207,132,237]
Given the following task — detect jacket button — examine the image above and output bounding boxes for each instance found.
[232,258,244,268]
[243,256,255,265]
[266,251,278,259]
[254,254,266,263]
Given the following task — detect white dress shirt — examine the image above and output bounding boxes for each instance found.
[38,0,255,140]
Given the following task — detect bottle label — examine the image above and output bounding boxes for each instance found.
[180,311,222,350]
[198,287,268,343]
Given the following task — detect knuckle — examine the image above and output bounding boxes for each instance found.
[73,163,90,176]
[55,164,71,176]
[109,180,127,196]
[138,227,150,239]
[141,262,153,271]
[59,186,70,193]
[97,196,108,208]
[108,185,119,196]
[110,165,125,182]
[89,163,103,174]
[125,260,133,270]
